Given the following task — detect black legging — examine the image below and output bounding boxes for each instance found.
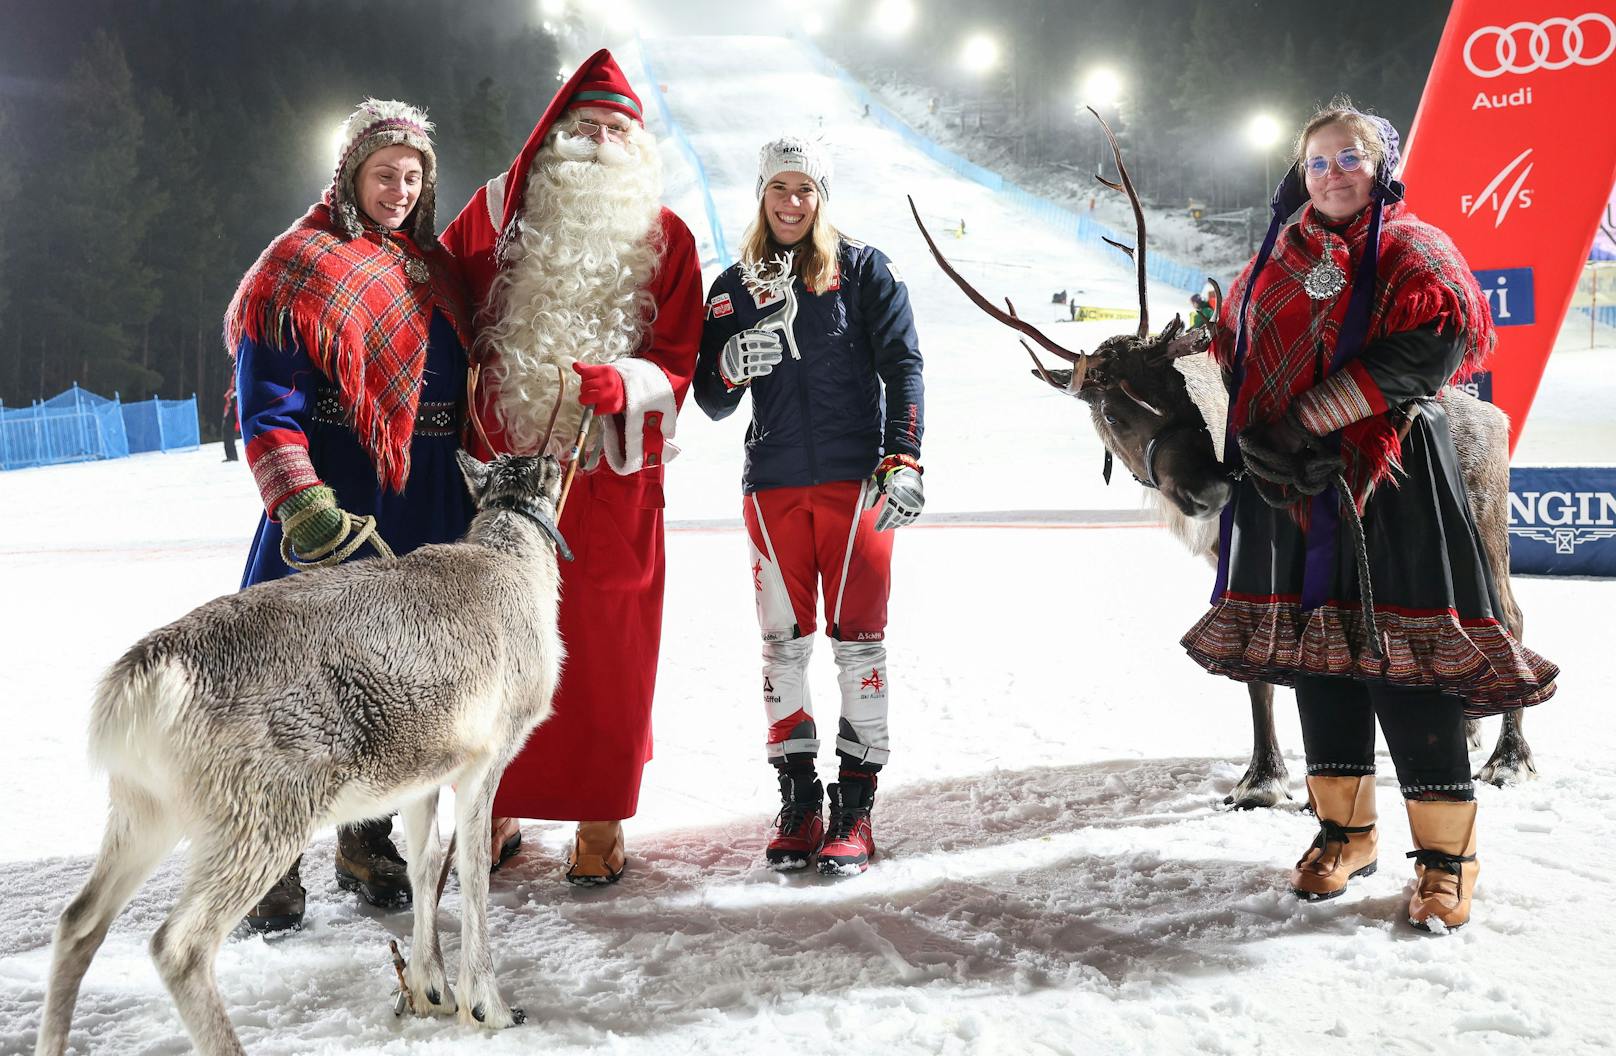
[1295,676,1474,801]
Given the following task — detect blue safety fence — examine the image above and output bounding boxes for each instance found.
[635,39,732,270]
[1,385,199,471]
[122,395,202,454]
[1576,305,1616,329]
[795,38,1215,295]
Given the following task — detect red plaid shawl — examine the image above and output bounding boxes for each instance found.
[224,197,472,492]
[1216,202,1494,503]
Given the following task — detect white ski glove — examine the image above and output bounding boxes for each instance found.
[865,456,925,532]
[720,328,785,388]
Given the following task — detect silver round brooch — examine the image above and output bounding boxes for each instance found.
[1303,260,1348,300]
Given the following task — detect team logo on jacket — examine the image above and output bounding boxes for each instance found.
[886,261,904,283]
[709,293,734,319]
[752,286,784,309]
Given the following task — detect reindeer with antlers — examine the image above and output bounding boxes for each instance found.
[910,109,1547,808]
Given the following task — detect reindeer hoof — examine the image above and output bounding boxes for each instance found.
[1476,755,1538,787]
[1224,769,1293,810]
[462,1001,521,1030]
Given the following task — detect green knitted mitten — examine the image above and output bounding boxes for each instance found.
[277,484,347,559]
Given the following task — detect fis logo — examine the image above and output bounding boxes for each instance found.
[1509,490,1616,554]
[1461,149,1534,227]
[1473,268,1535,327]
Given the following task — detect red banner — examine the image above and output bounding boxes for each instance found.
[1401,2,1616,452]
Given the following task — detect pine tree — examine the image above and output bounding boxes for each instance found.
[462,75,512,185]
[32,31,164,396]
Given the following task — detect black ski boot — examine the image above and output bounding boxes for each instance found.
[246,855,306,933]
[335,817,412,908]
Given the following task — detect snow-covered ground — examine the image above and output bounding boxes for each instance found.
[3,32,1615,1056]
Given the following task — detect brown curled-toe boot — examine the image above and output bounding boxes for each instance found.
[566,820,626,886]
[1405,798,1479,932]
[1290,774,1378,901]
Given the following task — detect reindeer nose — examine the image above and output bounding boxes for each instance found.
[1190,478,1233,518]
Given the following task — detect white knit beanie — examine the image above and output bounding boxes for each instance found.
[756,136,832,200]
[329,98,440,249]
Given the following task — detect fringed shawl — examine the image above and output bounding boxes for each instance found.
[1217,202,1495,505]
[224,197,472,492]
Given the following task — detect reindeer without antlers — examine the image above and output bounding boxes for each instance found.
[908,109,1536,807]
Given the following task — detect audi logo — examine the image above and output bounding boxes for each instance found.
[1465,13,1616,77]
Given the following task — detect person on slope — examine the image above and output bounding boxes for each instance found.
[226,99,475,930]
[695,136,925,877]
[1181,99,1558,930]
[441,49,703,886]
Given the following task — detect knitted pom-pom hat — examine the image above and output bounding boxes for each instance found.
[757,135,832,200]
[330,98,441,250]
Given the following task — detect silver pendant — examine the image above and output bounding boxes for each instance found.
[1303,260,1347,300]
[403,256,430,284]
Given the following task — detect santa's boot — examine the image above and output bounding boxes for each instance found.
[1290,774,1378,901]
[566,821,626,886]
[1405,799,1479,932]
[818,774,876,877]
[246,855,306,933]
[335,817,412,908]
[490,816,522,873]
[766,770,825,870]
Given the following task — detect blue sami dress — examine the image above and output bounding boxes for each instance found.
[237,310,474,587]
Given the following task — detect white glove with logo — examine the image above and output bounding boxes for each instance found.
[864,457,925,532]
[720,328,785,388]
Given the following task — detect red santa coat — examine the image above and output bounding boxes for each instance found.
[442,178,703,820]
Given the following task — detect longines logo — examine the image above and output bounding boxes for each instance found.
[1464,13,1616,78]
[1461,148,1534,227]
[1509,490,1616,554]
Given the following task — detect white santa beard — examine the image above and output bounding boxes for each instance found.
[480,133,665,457]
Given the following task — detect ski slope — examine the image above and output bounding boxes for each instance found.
[3,33,1615,1056]
[635,34,1194,523]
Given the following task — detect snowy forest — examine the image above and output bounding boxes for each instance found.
[0,0,1448,426]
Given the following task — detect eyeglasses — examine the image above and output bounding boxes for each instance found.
[570,119,630,142]
[1303,148,1368,179]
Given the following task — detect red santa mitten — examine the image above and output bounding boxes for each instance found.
[573,361,626,415]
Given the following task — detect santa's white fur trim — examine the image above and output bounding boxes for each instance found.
[599,358,679,474]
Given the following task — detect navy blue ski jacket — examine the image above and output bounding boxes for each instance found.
[695,239,924,494]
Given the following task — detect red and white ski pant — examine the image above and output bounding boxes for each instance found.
[742,479,893,767]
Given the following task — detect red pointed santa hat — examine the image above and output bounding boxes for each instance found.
[496,48,645,238]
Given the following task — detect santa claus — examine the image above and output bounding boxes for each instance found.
[441,49,703,884]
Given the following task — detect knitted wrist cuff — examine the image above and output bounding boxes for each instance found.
[275,483,337,522]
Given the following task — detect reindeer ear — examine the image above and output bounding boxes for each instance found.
[456,449,492,499]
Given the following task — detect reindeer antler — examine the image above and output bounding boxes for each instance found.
[1088,107,1149,341]
[540,362,567,453]
[907,195,1095,389]
[1154,276,1226,362]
